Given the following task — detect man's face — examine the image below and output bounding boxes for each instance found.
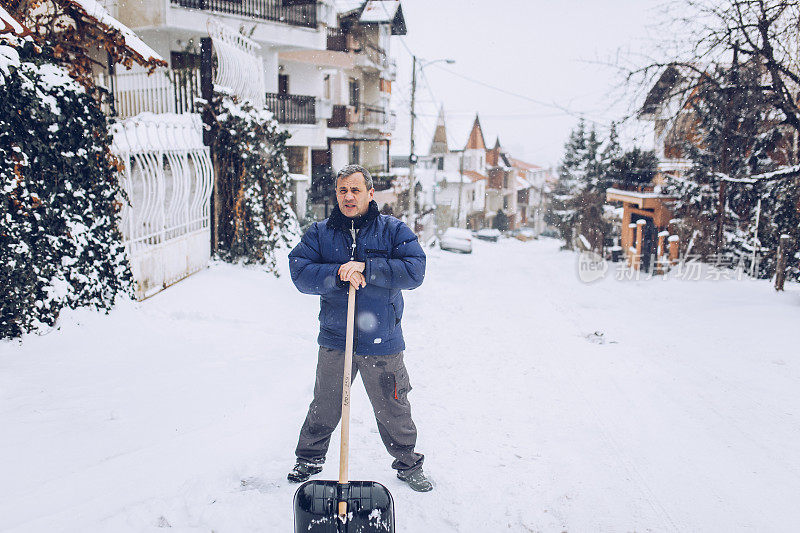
[336,172,374,218]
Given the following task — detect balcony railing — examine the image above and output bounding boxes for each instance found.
[356,104,396,132]
[105,68,201,118]
[172,0,317,28]
[325,104,395,131]
[265,92,316,124]
[326,27,347,52]
[327,104,348,128]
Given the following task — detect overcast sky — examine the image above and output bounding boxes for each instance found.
[385,0,673,168]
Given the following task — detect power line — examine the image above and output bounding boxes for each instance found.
[429,64,611,129]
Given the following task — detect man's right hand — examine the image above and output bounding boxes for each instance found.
[343,269,366,289]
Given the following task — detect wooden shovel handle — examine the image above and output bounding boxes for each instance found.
[339,283,356,485]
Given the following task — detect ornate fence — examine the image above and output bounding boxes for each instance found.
[208,18,265,106]
[111,114,214,300]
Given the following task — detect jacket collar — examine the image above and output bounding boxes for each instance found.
[327,200,380,230]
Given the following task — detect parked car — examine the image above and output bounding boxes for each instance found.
[509,228,536,241]
[475,228,501,242]
[439,227,473,253]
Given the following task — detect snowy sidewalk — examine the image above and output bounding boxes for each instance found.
[2,238,800,532]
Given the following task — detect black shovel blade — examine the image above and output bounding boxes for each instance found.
[293,480,394,533]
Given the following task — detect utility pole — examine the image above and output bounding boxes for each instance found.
[406,56,454,232]
[407,55,418,232]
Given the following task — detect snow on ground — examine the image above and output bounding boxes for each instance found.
[2,237,800,532]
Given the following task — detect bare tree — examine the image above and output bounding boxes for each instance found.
[628,1,800,136]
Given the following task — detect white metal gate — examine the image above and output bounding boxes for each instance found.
[111,113,214,300]
[207,18,265,106]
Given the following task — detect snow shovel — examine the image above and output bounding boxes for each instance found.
[293,283,395,533]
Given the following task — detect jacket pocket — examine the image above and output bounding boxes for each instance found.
[320,296,346,332]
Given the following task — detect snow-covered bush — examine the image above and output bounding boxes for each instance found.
[205,88,296,273]
[1,40,131,339]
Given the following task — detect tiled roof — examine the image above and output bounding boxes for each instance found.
[463,170,487,182]
[509,157,541,171]
[464,115,486,150]
[429,107,449,154]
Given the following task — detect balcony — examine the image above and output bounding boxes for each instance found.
[103,68,201,118]
[354,104,396,133]
[327,104,348,128]
[265,92,317,124]
[171,0,317,28]
[326,27,347,52]
[325,103,395,132]
[324,30,396,80]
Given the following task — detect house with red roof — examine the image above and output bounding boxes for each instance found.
[414,109,487,230]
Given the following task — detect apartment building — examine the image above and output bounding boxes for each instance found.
[109,0,340,217]
[280,1,405,217]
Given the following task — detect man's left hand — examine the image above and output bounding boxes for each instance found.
[338,261,366,285]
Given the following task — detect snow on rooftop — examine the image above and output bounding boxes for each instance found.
[359,1,399,22]
[65,0,163,64]
[606,187,675,199]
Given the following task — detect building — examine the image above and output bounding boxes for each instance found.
[280,0,405,218]
[509,157,552,235]
[112,0,338,218]
[484,135,519,229]
[415,109,487,230]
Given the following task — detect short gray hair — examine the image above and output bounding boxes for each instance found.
[335,164,373,191]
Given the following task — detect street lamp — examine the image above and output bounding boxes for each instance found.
[407,56,455,232]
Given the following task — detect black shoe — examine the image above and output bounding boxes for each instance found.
[397,468,433,492]
[287,460,323,483]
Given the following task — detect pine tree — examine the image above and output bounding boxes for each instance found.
[548,120,619,250]
[606,148,658,187]
[547,120,587,249]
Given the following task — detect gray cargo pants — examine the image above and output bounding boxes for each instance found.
[295,346,424,473]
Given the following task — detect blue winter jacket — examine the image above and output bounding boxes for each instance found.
[288,201,426,356]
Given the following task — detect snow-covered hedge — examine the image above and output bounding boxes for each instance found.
[205,89,296,273]
[1,40,131,339]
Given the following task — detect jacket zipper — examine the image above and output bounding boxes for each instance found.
[350,220,359,355]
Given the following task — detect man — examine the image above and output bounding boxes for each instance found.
[286,164,432,492]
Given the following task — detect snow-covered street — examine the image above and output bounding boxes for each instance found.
[2,237,800,532]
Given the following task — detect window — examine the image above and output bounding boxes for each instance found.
[286,146,307,174]
[349,143,360,165]
[323,74,331,99]
[437,157,444,170]
[278,74,289,95]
